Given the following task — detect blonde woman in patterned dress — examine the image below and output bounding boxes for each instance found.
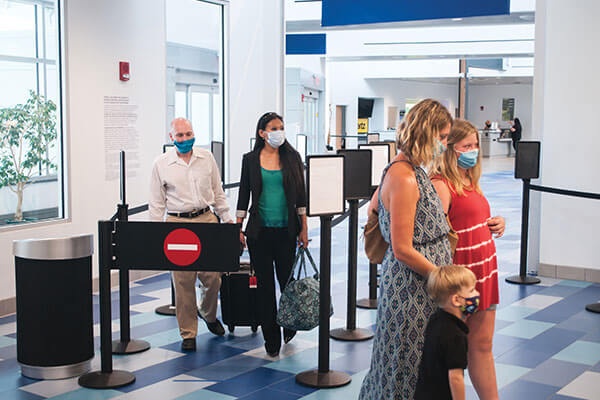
[359,99,453,399]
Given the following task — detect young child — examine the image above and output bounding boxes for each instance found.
[414,266,480,400]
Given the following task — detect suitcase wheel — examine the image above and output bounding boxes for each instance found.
[251,325,258,333]
[228,325,235,333]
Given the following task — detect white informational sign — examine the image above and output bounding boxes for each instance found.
[103,96,140,181]
[385,141,397,162]
[307,156,345,216]
[296,134,307,163]
[359,144,390,187]
[367,133,380,143]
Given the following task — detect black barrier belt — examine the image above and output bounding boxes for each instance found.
[223,182,240,190]
[331,198,370,228]
[108,182,241,221]
[529,184,600,200]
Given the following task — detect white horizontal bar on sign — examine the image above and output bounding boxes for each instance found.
[167,244,198,251]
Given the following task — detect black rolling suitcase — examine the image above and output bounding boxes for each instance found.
[219,260,259,333]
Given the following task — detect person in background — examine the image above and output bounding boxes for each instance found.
[149,118,232,351]
[484,120,492,129]
[236,112,308,357]
[359,99,453,399]
[415,265,480,400]
[510,118,522,151]
[430,119,505,400]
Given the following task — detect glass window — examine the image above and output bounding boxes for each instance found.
[0,0,63,226]
[166,0,225,157]
[0,2,36,58]
[0,61,37,108]
[175,89,187,119]
[191,91,210,146]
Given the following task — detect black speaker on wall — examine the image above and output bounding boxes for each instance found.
[515,141,540,180]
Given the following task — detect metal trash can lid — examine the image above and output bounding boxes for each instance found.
[13,234,94,260]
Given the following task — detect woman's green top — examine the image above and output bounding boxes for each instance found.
[258,167,288,227]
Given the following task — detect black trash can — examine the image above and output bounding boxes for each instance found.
[13,234,94,380]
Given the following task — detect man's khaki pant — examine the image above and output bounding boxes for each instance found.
[167,212,221,339]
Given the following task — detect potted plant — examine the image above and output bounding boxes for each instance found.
[0,90,57,223]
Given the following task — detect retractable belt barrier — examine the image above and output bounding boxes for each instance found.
[78,220,241,389]
[507,141,600,314]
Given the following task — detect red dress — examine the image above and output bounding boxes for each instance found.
[438,177,499,310]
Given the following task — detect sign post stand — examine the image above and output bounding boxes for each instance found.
[331,150,374,341]
[112,151,151,355]
[296,155,351,388]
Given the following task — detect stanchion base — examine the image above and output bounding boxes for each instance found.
[155,305,176,316]
[78,370,136,389]
[356,298,377,309]
[505,275,541,285]
[330,327,373,341]
[296,369,351,388]
[112,339,151,355]
[585,303,600,313]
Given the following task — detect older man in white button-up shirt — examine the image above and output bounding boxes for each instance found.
[149,118,232,351]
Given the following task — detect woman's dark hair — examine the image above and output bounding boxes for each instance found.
[513,118,522,129]
[254,112,305,195]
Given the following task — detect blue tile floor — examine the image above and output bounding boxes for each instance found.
[1,169,600,399]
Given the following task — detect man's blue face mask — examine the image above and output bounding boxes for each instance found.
[174,137,195,154]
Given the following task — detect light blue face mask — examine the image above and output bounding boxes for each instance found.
[457,149,479,169]
[266,130,286,148]
[436,140,447,157]
[174,137,195,154]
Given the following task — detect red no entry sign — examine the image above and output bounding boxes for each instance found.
[163,228,202,266]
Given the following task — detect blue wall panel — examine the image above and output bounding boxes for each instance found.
[321,0,510,27]
[286,34,327,55]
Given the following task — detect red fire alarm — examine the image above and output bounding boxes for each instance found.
[119,62,130,81]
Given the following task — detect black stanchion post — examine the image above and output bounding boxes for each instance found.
[112,151,151,354]
[296,216,351,388]
[506,178,541,285]
[78,221,136,389]
[330,200,374,341]
[357,262,378,309]
[155,278,177,316]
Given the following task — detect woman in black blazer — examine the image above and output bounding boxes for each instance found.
[236,112,308,356]
[510,118,522,151]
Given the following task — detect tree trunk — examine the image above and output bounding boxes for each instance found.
[15,183,24,221]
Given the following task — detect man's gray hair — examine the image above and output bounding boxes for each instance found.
[169,117,193,135]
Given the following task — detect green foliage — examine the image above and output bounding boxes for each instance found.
[0,90,57,189]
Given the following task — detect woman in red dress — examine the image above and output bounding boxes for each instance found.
[430,119,505,400]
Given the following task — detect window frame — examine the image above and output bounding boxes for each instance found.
[0,0,66,230]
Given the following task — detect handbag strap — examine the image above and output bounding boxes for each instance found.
[286,247,304,286]
[303,247,319,278]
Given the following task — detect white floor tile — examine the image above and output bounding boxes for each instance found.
[130,298,173,313]
[20,376,80,398]
[0,321,16,336]
[110,347,185,372]
[510,294,563,309]
[143,287,173,300]
[243,338,317,360]
[93,321,121,337]
[111,374,216,400]
[557,371,600,400]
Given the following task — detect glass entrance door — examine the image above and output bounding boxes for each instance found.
[303,96,318,154]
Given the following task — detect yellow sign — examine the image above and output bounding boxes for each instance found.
[358,118,368,133]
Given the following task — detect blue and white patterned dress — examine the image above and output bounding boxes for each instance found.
[359,161,453,400]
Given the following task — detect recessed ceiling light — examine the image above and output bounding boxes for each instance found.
[452,18,463,21]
